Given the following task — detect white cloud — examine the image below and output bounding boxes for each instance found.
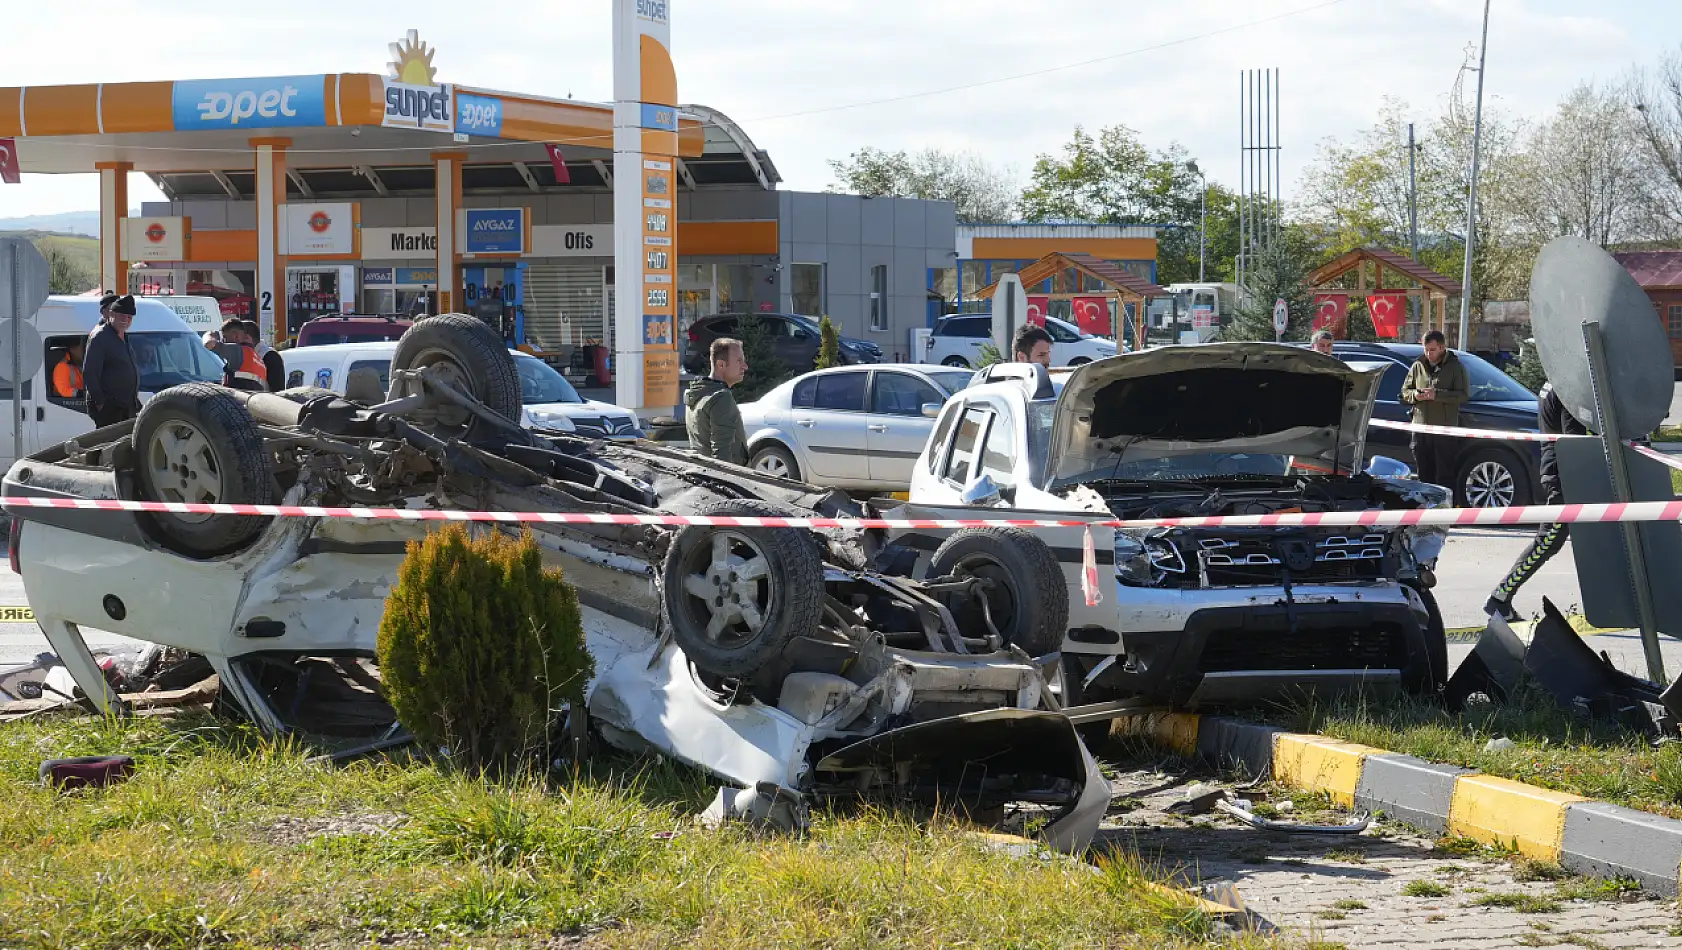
[0,0,1672,219]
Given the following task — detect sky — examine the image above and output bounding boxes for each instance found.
[0,0,1676,221]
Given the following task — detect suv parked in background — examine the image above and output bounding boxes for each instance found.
[1331,342,1541,509]
[925,314,1118,368]
[293,315,414,348]
[683,313,883,375]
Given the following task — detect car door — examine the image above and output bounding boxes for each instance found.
[789,369,871,484]
[773,317,818,371]
[864,371,946,487]
[1042,318,1086,366]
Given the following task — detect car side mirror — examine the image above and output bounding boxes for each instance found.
[960,474,1003,508]
[921,402,942,418]
[1366,455,1413,479]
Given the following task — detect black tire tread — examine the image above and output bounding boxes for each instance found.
[133,383,274,556]
[391,314,522,430]
[662,498,825,678]
[928,526,1069,656]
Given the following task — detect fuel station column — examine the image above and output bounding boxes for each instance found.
[433,151,466,314]
[96,161,132,294]
[612,0,679,415]
[252,138,290,343]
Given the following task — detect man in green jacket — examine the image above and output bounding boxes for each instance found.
[686,337,750,466]
[1399,330,1470,489]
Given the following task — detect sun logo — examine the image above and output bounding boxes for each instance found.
[388,30,438,85]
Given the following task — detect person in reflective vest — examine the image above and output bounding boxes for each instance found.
[219,319,269,392]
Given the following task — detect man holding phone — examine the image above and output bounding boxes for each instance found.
[1400,330,1469,489]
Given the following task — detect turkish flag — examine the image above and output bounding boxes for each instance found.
[1366,293,1406,339]
[1312,294,1348,335]
[1071,296,1110,336]
[545,144,571,184]
[0,139,19,185]
[1026,295,1049,327]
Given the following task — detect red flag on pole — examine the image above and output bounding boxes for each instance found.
[1366,293,1407,339]
[1312,293,1348,335]
[545,144,570,184]
[0,139,19,185]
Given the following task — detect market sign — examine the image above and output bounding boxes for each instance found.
[122,216,189,261]
[283,202,356,256]
[362,227,439,260]
[381,80,453,133]
[463,209,527,256]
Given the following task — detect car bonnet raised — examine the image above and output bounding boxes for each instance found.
[1046,343,1382,482]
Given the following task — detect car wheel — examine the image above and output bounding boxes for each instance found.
[1405,581,1450,693]
[389,315,522,439]
[134,383,275,557]
[662,499,824,679]
[927,527,1069,657]
[750,443,801,482]
[1068,357,1092,366]
[1456,446,1532,509]
[942,356,972,369]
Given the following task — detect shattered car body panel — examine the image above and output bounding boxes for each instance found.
[4,330,1108,851]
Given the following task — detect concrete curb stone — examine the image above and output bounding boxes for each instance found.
[1353,753,1472,836]
[1561,801,1682,896]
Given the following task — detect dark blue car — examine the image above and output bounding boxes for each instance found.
[1333,342,1541,508]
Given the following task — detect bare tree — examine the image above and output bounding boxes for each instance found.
[1630,47,1682,241]
[1507,83,1648,248]
[827,147,1017,224]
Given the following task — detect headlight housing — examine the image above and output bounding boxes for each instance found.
[1116,531,1184,587]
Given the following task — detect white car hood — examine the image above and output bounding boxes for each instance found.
[526,399,635,420]
[1047,343,1380,482]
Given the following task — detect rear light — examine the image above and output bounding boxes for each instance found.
[8,518,20,575]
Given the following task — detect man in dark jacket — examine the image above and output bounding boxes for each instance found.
[82,295,141,427]
[685,337,749,466]
[1399,330,1470,488]
[1485,383,1588,621]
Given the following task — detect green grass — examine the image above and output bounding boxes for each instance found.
[1285,691,1682,819]
[0,713,1279,950]
[1402,880,1450,898]
[1472,892,1562,914]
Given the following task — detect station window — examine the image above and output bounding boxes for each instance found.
[1669,305,1682,340]
[869,265,887,330]
[791,264,825,317]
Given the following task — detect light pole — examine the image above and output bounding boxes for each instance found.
[1459,0,1491,349]
[1188,160,1208,283]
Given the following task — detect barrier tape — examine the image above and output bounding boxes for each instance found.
[6,494,1682,532]
[1366,418,1578,442]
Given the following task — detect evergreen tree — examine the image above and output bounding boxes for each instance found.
[814,315,842,369]
[1225,241,1318,342]
[1510,337,1548,394]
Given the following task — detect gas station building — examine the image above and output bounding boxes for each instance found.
[0,32,1160,392]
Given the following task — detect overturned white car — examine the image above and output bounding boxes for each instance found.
[904,345,1452,709]
[4,315,1106,850]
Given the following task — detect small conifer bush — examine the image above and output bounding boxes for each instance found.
[377,524,593,774]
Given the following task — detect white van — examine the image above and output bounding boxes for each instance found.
[5,295,226,470]
[281,341,646,438]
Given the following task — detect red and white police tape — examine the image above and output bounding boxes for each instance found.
[5,494,1682,532]
[1367,417,1682,473]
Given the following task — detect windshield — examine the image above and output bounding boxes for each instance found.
[928,369,975,394]
[1461,353,1534,403]
[1044,318,1084,343]
[514,354,583,405]
[130,331,226,391]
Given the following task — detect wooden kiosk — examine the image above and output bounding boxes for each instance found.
[974,251,1167,347]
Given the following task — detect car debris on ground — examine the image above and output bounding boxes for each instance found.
[2,314,1110,851]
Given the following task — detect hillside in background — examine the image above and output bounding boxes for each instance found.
[0,230,101,293]
[0,210,104,237]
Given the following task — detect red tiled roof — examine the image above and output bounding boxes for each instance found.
[1060,252,1169,297]
[1613,251,1682,289]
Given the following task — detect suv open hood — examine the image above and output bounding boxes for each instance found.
[1047,343,1380,482]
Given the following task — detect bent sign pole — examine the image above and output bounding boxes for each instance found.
[0,237,49,463]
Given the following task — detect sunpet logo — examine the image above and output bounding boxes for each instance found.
[173,77,326,131]
[636,0,669,23]
[382,81,453,132]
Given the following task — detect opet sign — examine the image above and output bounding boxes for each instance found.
[172,76,326,130]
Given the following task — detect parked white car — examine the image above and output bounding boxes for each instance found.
[902,346,1454,710]
[281,341,644,438]
[739,363,976,491]
[924,314,1118,369]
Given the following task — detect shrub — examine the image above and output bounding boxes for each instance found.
[378,524,593,774]
[735,312,791,402]
[814,315,842,370]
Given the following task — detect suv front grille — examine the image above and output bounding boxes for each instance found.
[1192,531,1390,586]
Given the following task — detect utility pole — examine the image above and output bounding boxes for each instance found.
[1408,122,1420,329]
[1188,160,1208,283]
[1458,0,1491,349]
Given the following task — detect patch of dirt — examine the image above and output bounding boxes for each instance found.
[258,812,404,846]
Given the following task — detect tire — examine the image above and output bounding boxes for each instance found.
[1406,581,1450,693]
[1068,357,1092,367]
[662,499,825,679]
[390,314,522,438]
[133,383,274,557]
[942,356,972,369]
[750,443,801,482]
[927,527,1069,657]
[1456,446,1532,509]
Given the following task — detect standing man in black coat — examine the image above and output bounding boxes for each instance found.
[82,295,141,427]
[1485,382,1588,621]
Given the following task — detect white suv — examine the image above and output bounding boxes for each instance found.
[924,314,1117,369]
[902,346,1453,710]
